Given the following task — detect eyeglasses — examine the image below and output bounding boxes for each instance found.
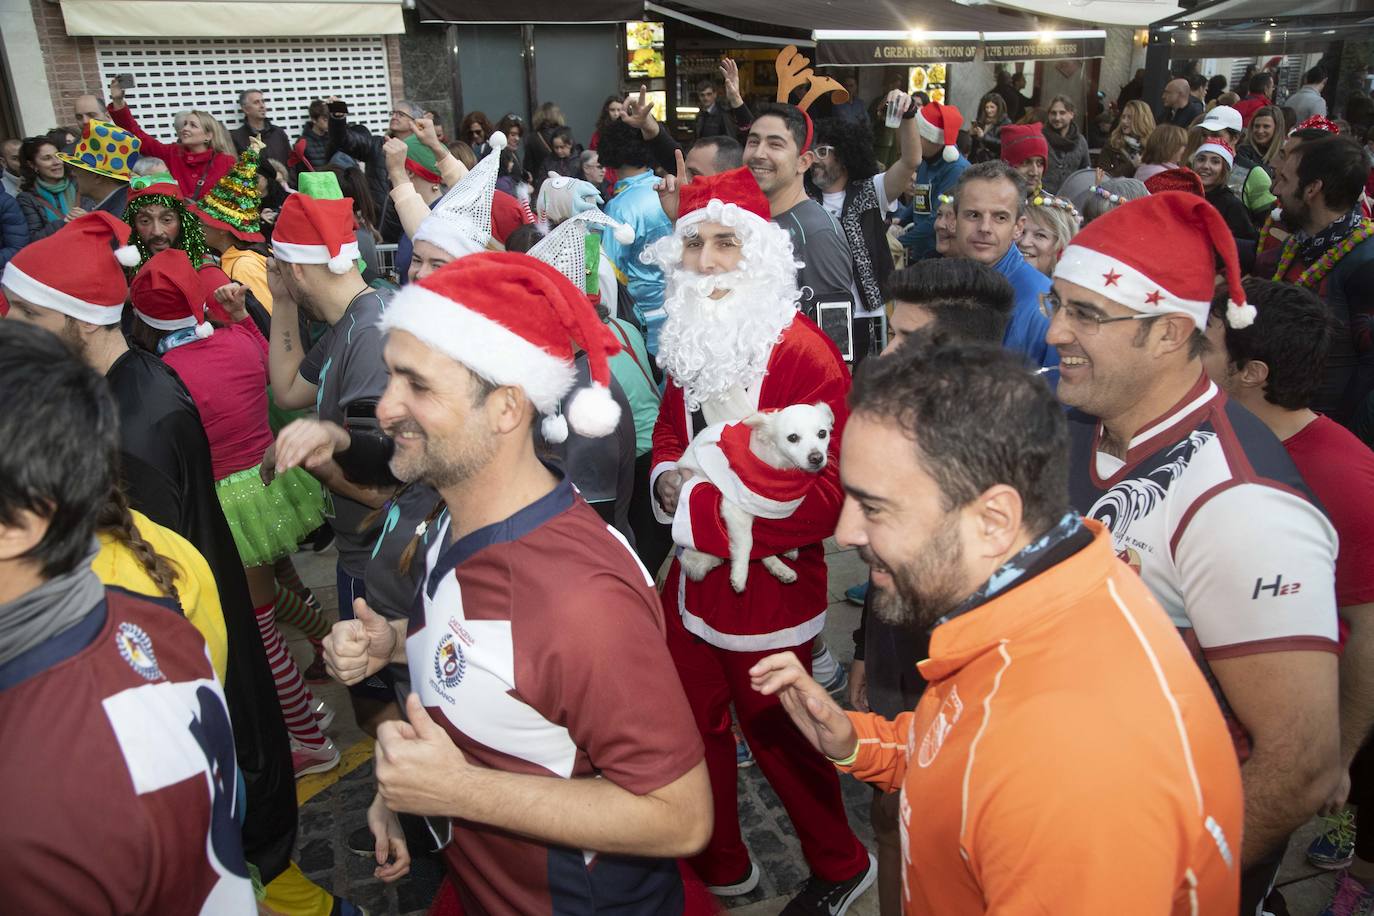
[1038,292,1154,333]
[813,144,835,159]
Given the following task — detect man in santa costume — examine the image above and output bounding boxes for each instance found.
[646,166,876,914]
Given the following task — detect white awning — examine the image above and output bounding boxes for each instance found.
[58,0,406,37]
[989,0,1181,28]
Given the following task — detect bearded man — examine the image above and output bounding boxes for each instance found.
[647,167,876,915]
[122,174,210,270]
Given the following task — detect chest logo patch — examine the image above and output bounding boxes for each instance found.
[115,621,162,681]
[433,634,466,689]
[918,686,963,768]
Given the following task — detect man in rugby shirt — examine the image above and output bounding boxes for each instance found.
[1049,191,1341,913]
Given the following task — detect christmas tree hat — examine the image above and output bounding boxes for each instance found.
[188,138,264,243]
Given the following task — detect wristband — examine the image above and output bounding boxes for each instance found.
[901,105,918,120]
[828,740,860,767]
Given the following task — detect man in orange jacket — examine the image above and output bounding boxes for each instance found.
[752,336,1244,915]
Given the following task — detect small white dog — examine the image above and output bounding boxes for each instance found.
[675,402,835,592]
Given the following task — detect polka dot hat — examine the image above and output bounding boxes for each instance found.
[57,119,141,182]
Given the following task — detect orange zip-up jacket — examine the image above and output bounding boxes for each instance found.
[842,521,1243,915]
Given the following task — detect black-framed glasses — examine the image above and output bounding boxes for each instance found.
[1039,292,1153,333]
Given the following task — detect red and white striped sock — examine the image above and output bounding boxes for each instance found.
[253,601,327,747]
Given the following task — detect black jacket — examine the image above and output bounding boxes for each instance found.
[327,116,402,243]
[230,120,292,169]
[106,348,296,882]
[294,123,332,175]
[694,101,753,139]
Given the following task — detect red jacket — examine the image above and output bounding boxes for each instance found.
[652,316,849,650]
[109,106,236,200]
[1234,93,1271,126]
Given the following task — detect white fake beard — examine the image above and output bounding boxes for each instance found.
[656,267,797,413]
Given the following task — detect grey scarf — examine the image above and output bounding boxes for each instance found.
[0,543,104,668]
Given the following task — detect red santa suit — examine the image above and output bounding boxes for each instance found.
[648,168,870,889]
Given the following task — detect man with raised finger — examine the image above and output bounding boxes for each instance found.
[322,252,712,915]
[752,337,1243,915]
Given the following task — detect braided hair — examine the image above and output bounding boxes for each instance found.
[97,487,182,606]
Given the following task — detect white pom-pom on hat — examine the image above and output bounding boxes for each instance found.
[541,412,569,444]
[195,321,214,339]
[490,131,508,152]
[115,244,140,267]
[566,383,621,438]
[612,223,635,245]
[942,145,959,163]
[1227,301,1257,329]
[327,252,353,274]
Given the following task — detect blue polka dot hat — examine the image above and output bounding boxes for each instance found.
[57,119,141,181]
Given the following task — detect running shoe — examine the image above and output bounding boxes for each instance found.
[844,582,869,605]
[706,858,760,897]
[781,853,877,916]
[734,725,755,769]
[1311,809,1359,870]
[291,736,340,778]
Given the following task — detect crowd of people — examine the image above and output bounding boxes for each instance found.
[2,49,1374,916]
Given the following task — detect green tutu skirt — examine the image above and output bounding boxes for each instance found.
[216,464,327,567]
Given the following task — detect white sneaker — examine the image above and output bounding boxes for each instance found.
[707,858,761,896]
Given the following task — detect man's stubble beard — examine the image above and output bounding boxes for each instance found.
[866,523,970,631]
[388,417,497,491]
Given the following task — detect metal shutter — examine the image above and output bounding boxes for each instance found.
[95,36,394,143]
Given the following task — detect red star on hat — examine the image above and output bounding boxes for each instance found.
[1145,290,1163,305]
[1103,269,1122,286]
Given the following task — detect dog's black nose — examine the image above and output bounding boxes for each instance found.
[808,451,824,468]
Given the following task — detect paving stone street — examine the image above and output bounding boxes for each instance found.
[284,543,1344,916]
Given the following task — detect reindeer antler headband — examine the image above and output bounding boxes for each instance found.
[773,45,849,153]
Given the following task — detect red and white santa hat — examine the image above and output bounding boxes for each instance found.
[1053,191,1254,329]
[130,248,213,338]
[379,251,622,443]
[1194,138,1235,169]
[916,101,963,163]
[271,193,360,274]
[676,165,773,231]
[0,211,138,325]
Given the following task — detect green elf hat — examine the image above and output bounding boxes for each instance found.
[187,144,264,243]
[404,135,440,184]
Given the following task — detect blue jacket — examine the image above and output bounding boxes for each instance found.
[899,154,968,260]
[0,187,27,273]
[603,170,673,354]
[994,244,1058,371]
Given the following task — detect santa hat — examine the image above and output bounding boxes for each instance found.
[0,212,138,325]
[130,249,212,338]
[413,131,508,261]
[379,251,623,443]
[677,166,772,230]
[1144,166,1205,197]
[1295,114,1341,135]
[916,102,963,163]
[1194,139,1235,169]
[527,209,633,294]
[271,193,359,274]
[1053,191,1254,330]
[1000,123,1048,168]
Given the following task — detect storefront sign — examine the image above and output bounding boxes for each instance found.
[983,35,1105,61]
[815,39,978,67]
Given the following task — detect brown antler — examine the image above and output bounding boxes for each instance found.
[774,45,851,111]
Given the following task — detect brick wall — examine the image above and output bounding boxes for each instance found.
[30,0,102,131]
[386,33,406,105]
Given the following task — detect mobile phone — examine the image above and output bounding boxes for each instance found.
[115,73,137,90]
[817,300,854,363]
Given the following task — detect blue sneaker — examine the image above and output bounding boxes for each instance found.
[1310,809,1358,870]
[734,725,755,769]
[844,582,869,605]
